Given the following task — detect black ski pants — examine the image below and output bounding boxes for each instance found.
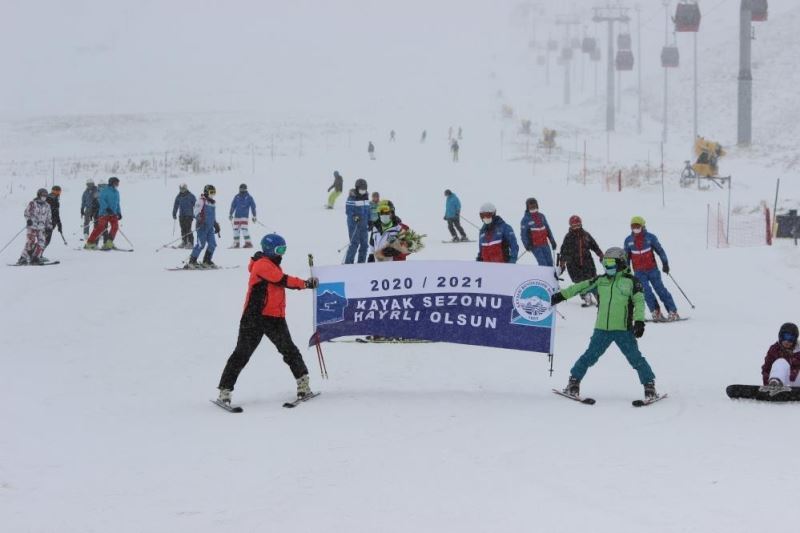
[218,315,309,391]
[446,217,467,239]
[179,216,194,246]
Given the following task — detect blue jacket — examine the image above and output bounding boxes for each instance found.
[80,186,97,215]
[194,195,217,230]
[346,191,370,227]
[99,185,121,216]
[173,191,196,218]
[444,194,461,219]
[623,230,668,273]
[230,192,257,218]
[520,210,556,250]
[477,215,519,263]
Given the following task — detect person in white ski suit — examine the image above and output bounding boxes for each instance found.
[19,189,53,264]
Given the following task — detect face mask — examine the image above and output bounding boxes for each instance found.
[379,214,392,224]
[481,217,493,225]
[604,266,617,276]
[632,227,642,234]
[358,189,367,195]
[209,194,216,199]
[529,208,538,213]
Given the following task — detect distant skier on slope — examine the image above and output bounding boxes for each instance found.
[623,216,679,321]
[443,189,468,242]
[229,183,257,248]
[476,202,518,263]
[551,246,658,401]
[80,179,98,238]
[450,139,459,162]
[172,183,196,248]
[761,323,800,388]
[520,197,557,267]
[369,191,381,223]
[559,215,603,307]
[368,141,376,160]
[186,184,220,268]
[17,188,52,265]
[84,177,122,250]
[326,170,344,209]
[216,233,319,406]
[344,179,370,264]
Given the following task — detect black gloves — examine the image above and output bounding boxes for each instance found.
[117,214,122,221]
[551,242,557,251]
[26,219,32,227]
[57,223,63,233]
[662,264,670,274]
[633,321,645,338]
[214,222,221,236]
[305,277,319,289]
[173,215,177,220]
[550,293,566,305]
[80,209,85,217]
[367,253,375,263]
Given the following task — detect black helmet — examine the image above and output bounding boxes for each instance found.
[779,323,799,346]
[108,176,120,186]
[334,171,341,178]
[355,178,368,190]
[526,197,539,209]
[204,184,216,196]
[444,189,452,196]
[239,183,247,191]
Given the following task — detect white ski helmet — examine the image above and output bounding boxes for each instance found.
[479,202,496,214]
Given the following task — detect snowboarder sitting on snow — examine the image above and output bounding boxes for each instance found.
[187,184,221,268]
[172,183,196,248]
[559,215,603,307]
[762,323,800,388]
[520,197,557,267]
[217,233,319,406]
[17,188,53,265]
[551,247,658,401]
[85,177,122,250]
[623,216,679,321]
[476,202,518,263]
[229,183,257,248]
[326,170,344,209]
[444,189,468,242]
[368,200,409,262]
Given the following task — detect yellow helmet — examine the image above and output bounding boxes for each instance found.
[630,215,646,227]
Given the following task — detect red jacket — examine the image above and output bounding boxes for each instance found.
[242,255,306,319]
[761,342,800,385]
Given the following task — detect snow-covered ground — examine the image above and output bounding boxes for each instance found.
[1,1,799,532]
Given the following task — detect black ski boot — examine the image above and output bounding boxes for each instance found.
[565,376,581,397]
[185,256,199,269]
[202,251,216,269]
[644,381,657,400]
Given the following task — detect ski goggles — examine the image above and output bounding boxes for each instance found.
[274,245,287,256]
[602,258,618,269]
[780,331,798,343]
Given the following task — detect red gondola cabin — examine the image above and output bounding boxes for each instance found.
[675,2,701,32]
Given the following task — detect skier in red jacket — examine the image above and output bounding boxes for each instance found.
[217,233,319,406]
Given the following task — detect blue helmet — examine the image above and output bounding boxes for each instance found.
[261,233,287,257]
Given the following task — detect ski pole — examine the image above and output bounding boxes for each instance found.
[459,215,482,230]
[155,232,195,252]
[59,231,67,246]
[308,254,328,379]
[0,226,26,256]
[172,219,176,237]
[667,272,695,309]
[117,227,135,249]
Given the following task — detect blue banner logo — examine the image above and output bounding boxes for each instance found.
[317,282,347,324]
[511,280,553,327]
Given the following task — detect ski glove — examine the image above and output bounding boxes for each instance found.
[633,320,645,338]
[662,264,670,274]
[26,219,32,227]
[229,215,234,221]
[551,242,557,251]
[353,216,361,223]
[252,217,257,223]
[173,214,177,220]
[117,214,122,221]
[550,293,566,306]
[304,277,319,289]
[214,222,221,236]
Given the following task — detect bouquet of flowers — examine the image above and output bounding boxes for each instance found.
[395,228,426,253]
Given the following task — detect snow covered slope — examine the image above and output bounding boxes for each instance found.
[1,1,799,532]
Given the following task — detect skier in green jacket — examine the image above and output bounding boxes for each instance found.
[550,246,658,400]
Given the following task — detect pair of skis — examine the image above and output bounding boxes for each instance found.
[211,391,321,413]
[7,260,60,267]
[552,389,668,407]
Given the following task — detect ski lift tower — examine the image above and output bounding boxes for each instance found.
[593,4,630,132]
[556,14,581,105]
[738,0,767,146]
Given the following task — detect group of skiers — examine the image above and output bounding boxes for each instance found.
[17,184,65,264]
[361,127,464,161]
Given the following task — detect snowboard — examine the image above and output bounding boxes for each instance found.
[283,391,321,408]
[726,384,800,402]
[552,389,596,405]
[210,399,243,413]
[8,261,60,267]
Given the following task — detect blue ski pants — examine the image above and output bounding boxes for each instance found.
[531,245,553,267]
[634,268,677,313]
[192,226,217,259]
[570,329,655,385]
[345,220,369,264]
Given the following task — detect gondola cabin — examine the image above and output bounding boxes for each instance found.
[675,2,701,32]
[661,45,680,68]
[751,0,768,22]
[615,50,634,71]
[581,37,597,54]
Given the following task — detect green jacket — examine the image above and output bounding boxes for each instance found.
[558,272,645,331]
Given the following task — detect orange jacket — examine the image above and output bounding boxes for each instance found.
[242,256,306,318]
